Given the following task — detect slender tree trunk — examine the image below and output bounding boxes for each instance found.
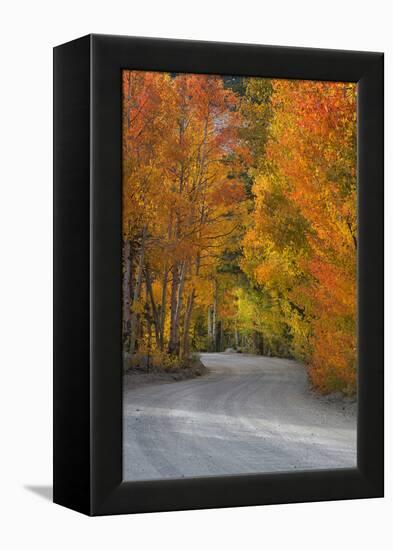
[144,266,161,347]
[145,283,152,370]
[168,263,180,355]
[159,211,173,351]
[168,111,188,357]
[182,287,195,359]
[159,266,169,350]
[129,226,147,354]
[207,306,212,339]
[172,261,187,356]
[182,254,199,358]
[212,279,217,351]
[122,238,133,346]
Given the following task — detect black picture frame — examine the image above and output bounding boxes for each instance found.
[53,34,384,516]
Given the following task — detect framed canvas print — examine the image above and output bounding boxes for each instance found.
[53,34,383,516]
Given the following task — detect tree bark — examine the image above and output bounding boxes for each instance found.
[182,287,195,359]
[212,279,218,351]
[174,261,187,355]
[122,238,133,346]
[144,266,161,348]
[207,305,212,340]
[129,226,147,354]
[159,266,169,350]
[145,283,152,369]
[168,263,180,355]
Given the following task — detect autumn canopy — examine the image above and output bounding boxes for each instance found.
[122,71,357,395]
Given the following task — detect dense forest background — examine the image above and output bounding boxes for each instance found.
[122,70,357,395]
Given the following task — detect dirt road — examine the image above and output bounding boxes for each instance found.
[123,353,356,480]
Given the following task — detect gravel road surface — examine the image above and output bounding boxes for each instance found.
[123,353,356,480]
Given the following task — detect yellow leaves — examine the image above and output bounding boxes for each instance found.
[122,70,248,346]
[241,77,357,392]
[131,298,145,315]
[254,262,274,285]
[122,71,357,392]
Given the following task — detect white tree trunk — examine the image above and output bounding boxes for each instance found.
[129,226,147,355]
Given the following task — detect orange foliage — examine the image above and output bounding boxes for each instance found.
[122,71,358,394]
[245,79,357,394]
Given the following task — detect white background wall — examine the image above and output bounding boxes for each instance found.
[0,0,390,548]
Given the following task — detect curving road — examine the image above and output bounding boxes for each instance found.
[123,353,357,481]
